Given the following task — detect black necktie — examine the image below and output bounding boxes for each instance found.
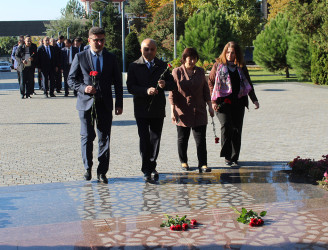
[46,47,51,58]
[96,54,101,73]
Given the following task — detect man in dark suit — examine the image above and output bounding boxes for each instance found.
[15,35,37,99]
[126,38,176,182]
[61,39,78,96]
[73,37,85,53]
[37,36,59,97]
[50,38,62,93]
[68,27,123,184]
[57,35,65,49]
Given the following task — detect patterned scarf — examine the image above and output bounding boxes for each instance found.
[211,64,252,101]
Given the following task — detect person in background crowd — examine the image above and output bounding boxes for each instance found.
[37,39,43,90]
[74,37,85,53]
[57,35,65,49]
[169,48,214,173]
[37,36,59,98]
[11,35,24,86]
[15,35,37,99]
[50,38,62,93]
[61,39,78,97]
[126,38,176,182]
[208,41,260,167]
[68,27,123,184]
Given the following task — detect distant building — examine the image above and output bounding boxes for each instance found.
[80,0,125,15]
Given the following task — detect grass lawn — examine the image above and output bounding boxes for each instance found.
[248,67,312,84]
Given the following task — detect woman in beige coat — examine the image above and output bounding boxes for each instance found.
[169,48,214,173]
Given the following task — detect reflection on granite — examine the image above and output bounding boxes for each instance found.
[1,165,328,249]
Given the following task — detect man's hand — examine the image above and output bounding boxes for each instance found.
[158,80,166,89]
[212,103,219,112]
[115,107,123,115]
[85,85,96,94]
[147,87,158,95]
[23,60,27,65]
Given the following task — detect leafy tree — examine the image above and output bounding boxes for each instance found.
[286,29,311,80]
[0,37,17,55]
[125,31,141,69]
[267,0,289,21]
[253,13,291,77]
[139,3,186,59]
[177,5,235,61]
[126,0,150,32]
[45,14,88,41]
[61,0,85,19]
[217,0,263,47]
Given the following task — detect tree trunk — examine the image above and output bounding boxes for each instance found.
[285,67,290,78]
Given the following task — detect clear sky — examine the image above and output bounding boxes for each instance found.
[0,0,72,21]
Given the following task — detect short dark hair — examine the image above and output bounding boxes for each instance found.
[75,37,82,42]
[181,48,199,64]
[64,39,72,44]
[58,35,64,40]
[89,27,105,37]
[18,35,24,41]
[25,35,31,38]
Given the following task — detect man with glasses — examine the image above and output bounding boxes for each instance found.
[126,38,176,182]
[68,27,123,184]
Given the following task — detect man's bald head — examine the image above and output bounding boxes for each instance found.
[141,38,157,62]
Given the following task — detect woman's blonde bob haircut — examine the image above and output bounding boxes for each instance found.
[217,41,245,67]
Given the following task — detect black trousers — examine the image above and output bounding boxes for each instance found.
[41,70,55,94]
[79,99,112,175]
[177,125,207,167]
[136,117,164,175]
[19,67,34,97]
[55,70,62,91]
[216,102,245,162]
[63,67,70,94]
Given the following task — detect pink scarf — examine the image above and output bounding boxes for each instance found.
[211,64,252,101]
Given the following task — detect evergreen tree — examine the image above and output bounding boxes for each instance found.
[90,2,122,50]
[253,13,291,77]
[125,32,141,70]
[286,29,311,81]
[311,46,328,85]
[126,0,149,32]
[61,0,85,19]
[0,37,17,55]
[177,5,235,61]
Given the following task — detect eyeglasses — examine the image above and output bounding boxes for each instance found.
[143,47,156,52]
[90,38,105,43]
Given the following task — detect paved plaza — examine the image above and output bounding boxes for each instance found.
[1,70,328,249]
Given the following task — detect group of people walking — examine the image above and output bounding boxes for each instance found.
[10,27,259,183]
[11,35,86,98]
[66,26,260,184]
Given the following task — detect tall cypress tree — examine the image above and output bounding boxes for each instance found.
[253,13,291,77]
[125,31,141,70]
[177,5,235,61]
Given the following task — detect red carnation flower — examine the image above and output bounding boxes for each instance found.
[190,219,197,225]
[168,63,172,68]
[175,224,182,231]
[257,219,264,226]
[90,71,98,77]
[224,98,231,104]
[215,137,220,144]
[170,225,176,231]
[182,223,188,231]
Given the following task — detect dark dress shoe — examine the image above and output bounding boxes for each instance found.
[199,165,211,173]
[21,95,24,99]
[26,95,32,98]
[143,173,151,182]
[84,170,92,181]
[64,92,69,97]
[225,159,233,166]
[56,90,62,93]
[152,170,159,181]
[50,93,56,97]
[97,174,108,184]
[44,93,49,98]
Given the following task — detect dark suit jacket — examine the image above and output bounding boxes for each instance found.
[126,56,176,118]
[37,45,59,72]
[61,46,78,71]
[15,44,37,72]
[68,48,123,112]
[74,44,85,53]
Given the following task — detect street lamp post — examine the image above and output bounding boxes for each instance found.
[173,0,177,59]
[122,1,127,72]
